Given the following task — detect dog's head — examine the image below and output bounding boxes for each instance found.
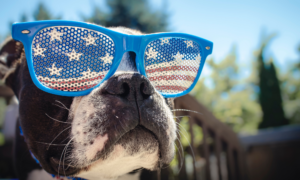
[0,27,177,179]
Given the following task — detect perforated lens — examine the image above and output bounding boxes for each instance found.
[32,26,115,92]
[144,37,202,94]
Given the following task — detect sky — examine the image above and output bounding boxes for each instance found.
[0,0,299,77]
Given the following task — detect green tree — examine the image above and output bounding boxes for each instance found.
[83,0,169,33]
[256,35,289,129]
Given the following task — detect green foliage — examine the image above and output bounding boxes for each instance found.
[282,44,300,124]
[0,133,4,146]
[191,33,300,132]
[83,0,169,33]
[191,47,262,133]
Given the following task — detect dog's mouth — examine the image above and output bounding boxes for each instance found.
[115,125,160,150]
[49,125,160,175]
[92,124,160,162]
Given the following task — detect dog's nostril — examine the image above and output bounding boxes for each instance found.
[140,82,151,99]
[120,83,130,98]
[122,83,130,96]
[104,73,155,100]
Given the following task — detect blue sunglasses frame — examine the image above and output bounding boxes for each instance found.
[12,20,213,98]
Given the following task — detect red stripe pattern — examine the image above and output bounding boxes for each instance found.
[144,37,202,94]
[38,69,107,92]
[145,60,201,93]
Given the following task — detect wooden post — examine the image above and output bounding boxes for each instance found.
[202,125,211,180]
[188,114,197,180]
[215,136,223,180]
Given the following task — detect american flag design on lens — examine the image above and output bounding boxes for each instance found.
[32,26,115,92]
[144,37,201,94]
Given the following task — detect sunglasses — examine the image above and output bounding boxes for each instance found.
[12,20,213,98]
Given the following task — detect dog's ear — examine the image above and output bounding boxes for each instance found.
[0,37,24,87]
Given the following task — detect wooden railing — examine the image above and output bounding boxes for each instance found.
[174,95,247,180]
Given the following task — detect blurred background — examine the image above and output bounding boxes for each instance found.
[0,0,299,179]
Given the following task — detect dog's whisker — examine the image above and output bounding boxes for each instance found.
[58,137,75,177]
[47,126,72,150]
[57,133,73,144]
[45,113,71,124]
[117,119,127,132]
[63,144,73,177]
[171,109,203,115]
[170,116,186,172]
[173,115,191,119]
[54,100,70,111]
[53,103,70,111]
[65,160,77,170]
[175,121,197,173]
[174,139,183,172]
[34,141,67,146]
[161,139,182,171]
[175,132,185,173]
[174,121,196,173]
[58,141,67,176]
[114,124,121,136]
[175,121,193,141]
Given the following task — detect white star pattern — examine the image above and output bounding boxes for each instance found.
[47,29,64,42]
[173,51,185,62]
[81,34,98,46]
[160,38,170,45]
[81,68,96,77]
[145,47,158,59]
[33,44,47,57]
[100,53,114,64]
[184,40,194,48]
[47,63,63,76]
[65,49,83,61]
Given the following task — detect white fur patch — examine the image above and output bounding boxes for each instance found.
[77,145,158,180]
[85,134,108,160]
[69,93,110,167]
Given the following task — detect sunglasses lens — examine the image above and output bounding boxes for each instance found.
[31,26,115,92]
[144,37,202,94]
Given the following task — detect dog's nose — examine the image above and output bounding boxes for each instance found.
[104,73,155,101]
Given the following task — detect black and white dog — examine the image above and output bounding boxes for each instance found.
[0,27,177,180]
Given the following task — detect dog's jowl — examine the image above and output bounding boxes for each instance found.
[0,28,177,180]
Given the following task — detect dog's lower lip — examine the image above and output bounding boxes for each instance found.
[91,125,160,162]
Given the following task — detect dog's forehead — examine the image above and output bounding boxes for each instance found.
[108,27,143,73]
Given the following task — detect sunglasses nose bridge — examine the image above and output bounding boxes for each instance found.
[123,35,142,54]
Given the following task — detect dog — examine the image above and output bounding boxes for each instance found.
[0,26,177,180]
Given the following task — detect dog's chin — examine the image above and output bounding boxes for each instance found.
[50,125,160,177]
[115,125,160,153]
